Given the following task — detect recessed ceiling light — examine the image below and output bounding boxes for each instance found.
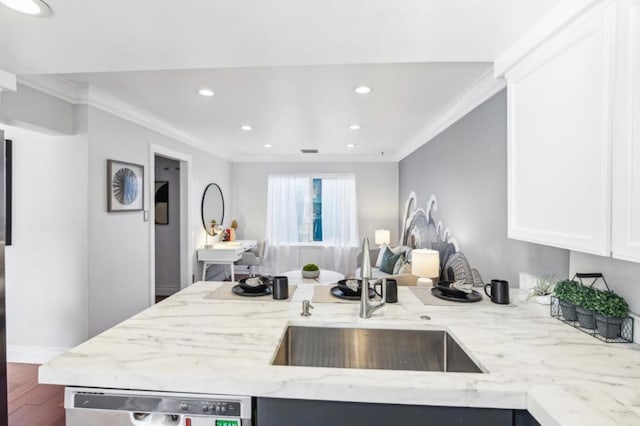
[349,124,361,131]
[0,0,51,16]
[240,125,252,131]
[347,144,356,148]
[264,144,273,148]
[354,86,372,94]
[197,88,215,97]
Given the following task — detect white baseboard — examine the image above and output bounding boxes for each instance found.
[7,345,71,364]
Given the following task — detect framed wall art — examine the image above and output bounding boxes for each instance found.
[107,159,144,212]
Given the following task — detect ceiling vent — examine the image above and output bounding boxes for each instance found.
[301,149,319,154]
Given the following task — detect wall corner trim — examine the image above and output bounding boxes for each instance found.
[16,75,231,160]
[394,68,506,161]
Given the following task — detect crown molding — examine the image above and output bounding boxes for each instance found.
[393,67,506,161]
[234,153,397,163]
[494,0,600,77]
[86,85,229,159]
[17,71,505,164]
[18,74,87,103]
[16,74,227,159]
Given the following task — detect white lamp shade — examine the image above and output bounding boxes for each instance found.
[374,229,391,245]
[412,249,440,278]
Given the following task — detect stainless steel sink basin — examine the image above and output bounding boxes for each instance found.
[272,326,483,373]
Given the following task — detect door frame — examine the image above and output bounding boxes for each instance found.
[148,144,192,306]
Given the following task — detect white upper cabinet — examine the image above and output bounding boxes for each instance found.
[612,0,640,262]
[503,2,614,256]
[497,0,640,262]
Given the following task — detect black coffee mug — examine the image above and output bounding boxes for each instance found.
[373,279,398,303]
[484,279,510,304]
[384,279,398,303]
[272,276,289,300]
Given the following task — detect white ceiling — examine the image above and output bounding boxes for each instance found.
[62,63,492,161]
[0,0,562,161]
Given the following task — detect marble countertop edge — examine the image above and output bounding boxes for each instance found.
[39,282,640,426]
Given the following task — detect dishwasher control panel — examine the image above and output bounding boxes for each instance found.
[177,399,241,416]
[65,387,251,425]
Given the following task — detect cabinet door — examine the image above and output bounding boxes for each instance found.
[256,398,516,426]
[505,3,615,255]
[612,0,640,262]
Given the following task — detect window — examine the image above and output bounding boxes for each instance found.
[265,174,358,246]
[312,178,322,242]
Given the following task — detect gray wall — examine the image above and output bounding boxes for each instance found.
[0,83,233,360]
[87,106,232,336]
[154,156,181,296]
[399,90,569,286]
[570,252,640,315]
[231,162,399,245]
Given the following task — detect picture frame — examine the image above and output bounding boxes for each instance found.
[107,159,144,212]
[155,181,169,225]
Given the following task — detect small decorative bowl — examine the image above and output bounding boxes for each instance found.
[301,269,320,279]
[336,279,362,296]
[238,276,271,293]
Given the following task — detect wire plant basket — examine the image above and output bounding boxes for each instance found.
[550,273,634,343]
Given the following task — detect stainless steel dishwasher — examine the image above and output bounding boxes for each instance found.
[65,387,252,426]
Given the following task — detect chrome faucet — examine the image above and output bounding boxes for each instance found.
[359,237,386,319]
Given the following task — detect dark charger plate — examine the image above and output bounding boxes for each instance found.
[431,287,482,303]
[331,286,376,301]
[233,277,272,297]
[436,281,468,298]
[232,284,272,297]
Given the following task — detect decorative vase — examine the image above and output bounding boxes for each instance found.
[301,269,320,279]
[576,306,596,329]
[535,295,552,305]
[595,314,624,339]
[558,299,578,321]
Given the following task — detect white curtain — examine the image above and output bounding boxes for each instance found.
[321,175,359,273]
[265,175,311,244]
[265,174,359,276]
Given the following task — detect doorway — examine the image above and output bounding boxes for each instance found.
[154,155,181,300]
[148,145,192,306]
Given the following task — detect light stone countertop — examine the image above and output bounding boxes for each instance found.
[39,282,640,426]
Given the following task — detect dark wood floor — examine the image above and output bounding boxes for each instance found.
[7,363,65,426]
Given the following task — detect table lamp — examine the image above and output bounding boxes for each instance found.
[374,229,391,246]
[412,249,440,286]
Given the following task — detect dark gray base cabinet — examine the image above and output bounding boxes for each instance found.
[255,398,540,426]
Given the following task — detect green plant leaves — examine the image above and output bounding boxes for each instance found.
[553,279,628,318]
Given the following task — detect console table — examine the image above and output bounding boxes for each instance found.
[198,240,257,282]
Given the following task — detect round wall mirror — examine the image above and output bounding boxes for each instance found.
[201,183,225,236]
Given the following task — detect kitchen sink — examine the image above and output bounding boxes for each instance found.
[272,326,483,373]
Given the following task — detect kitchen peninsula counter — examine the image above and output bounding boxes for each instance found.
[40,282,640,426]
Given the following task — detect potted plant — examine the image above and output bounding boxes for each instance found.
[554,280,579,321]
[593,290,629,339]
[301,263,320,279]
[527,275,555,305]
[574,286,598,329]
